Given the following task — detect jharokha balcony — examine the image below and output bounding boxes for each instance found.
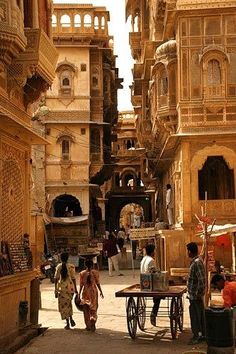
[129,32,142,60]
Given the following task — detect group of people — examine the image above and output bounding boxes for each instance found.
[140,240,236,345]
[54,252,103,331]
[54,239,236,341]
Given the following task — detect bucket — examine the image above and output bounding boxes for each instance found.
[205,307,233,347]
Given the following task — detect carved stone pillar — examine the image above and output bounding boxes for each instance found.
[182,142,192,225]
[32,0,39,28]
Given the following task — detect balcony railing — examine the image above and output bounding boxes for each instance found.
[52,7,109,37]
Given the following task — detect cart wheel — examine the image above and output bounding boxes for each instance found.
[126,297,137,339]
[177,297,184,332]
[137,297,146,330]
[170,297,178,339]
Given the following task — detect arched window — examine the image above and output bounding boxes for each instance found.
[127,140,132,149]
[198,156,235,200]
[60,14,71,28]
[61,139,70,161]
[134,16,139,32]
[101,16,105,29]
[92,67,99,88]
[52,14,57,28]
[94,16,99,29]
[62,77,70,87]
[84,14,92,28]
[207,59,221,85]
[159,70,168,96]
[74,14,81,27]
[59,69,72,95]
[90,129,101,154]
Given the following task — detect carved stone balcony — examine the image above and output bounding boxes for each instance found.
[12,28,58,85]
[52,5,109,41]
[129,32,142,60]
[0,1,26,70]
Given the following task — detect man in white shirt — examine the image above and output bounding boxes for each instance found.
[140,244,161,326]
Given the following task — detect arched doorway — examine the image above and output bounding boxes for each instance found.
[52,194,82,217]
[119,203,144,231]
[198,156,235,200]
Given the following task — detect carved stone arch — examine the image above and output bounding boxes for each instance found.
[56,132,75,144]
[191,145,236,205]
[56,60,76,73]
[200,45,230,64]
[201,50,228,100]
[191,145,236,170]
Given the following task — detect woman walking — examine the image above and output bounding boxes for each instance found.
[54,252,78,329]
[78,259,104,331]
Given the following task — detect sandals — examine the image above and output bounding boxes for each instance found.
[70,319,76,327]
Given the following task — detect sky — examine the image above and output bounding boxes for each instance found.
[53,0,134,111]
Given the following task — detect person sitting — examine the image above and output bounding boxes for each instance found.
[140,244,161,326]
[211,274,236,308]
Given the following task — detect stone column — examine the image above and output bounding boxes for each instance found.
[182,141,192,225]
[32,0,39,28]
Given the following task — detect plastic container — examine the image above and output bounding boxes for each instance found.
[205,307,233,347]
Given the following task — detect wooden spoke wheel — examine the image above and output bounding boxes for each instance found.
[137,297,146,330]
[126,297,137,339]
[170,297,178,339]
[177,297,184,332]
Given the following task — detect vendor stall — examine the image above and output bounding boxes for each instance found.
[115,284,186,339]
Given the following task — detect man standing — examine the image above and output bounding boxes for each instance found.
[211,274,236,308]
[140,244,161,326]
[103,233,123,277]
[186,242,206,344]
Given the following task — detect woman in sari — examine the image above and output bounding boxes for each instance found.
[55,252,78,329]
[79,259,104,331]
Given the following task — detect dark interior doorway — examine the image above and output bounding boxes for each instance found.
[198,156,235,200]
[53,194,82,217]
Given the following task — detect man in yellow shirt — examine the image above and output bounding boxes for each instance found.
[211,274,236,308]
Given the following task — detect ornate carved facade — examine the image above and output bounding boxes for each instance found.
[105,111,154,230]
[42,4,121,241]
[127,0,236,269]
[0,0,57,347]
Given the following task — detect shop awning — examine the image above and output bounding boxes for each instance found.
[198,223,236,237]
[43,214,88,225]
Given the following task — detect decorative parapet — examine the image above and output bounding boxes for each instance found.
[52,4,109,38]
[177,0,236,10]
[0,0,26,70]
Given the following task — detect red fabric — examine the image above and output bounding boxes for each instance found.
[215,234,231,248]
[223,281,236,307]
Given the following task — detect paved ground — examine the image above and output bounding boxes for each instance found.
[17,270,208,354]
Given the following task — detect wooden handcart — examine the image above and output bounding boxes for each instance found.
[115,284,187,340]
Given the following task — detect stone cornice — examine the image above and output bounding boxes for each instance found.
[177,0,236,10]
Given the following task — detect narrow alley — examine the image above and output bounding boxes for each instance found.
[16,270,207,354]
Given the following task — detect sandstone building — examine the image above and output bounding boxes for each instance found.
[0,0,57,347]
[35,4,121,251]
[127,0,236,269]
[106,111,152,231]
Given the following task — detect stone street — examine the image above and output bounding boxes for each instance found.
[16,270,207,354]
